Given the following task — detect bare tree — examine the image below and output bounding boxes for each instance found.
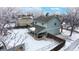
[0,7,20,36]
[62,8,79,36]
[0,7,21,50]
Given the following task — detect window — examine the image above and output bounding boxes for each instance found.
[54,23,57,25]
[42,23,44,25]
[34,22,37,24]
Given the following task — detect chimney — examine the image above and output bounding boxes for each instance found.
[46,12,49,16]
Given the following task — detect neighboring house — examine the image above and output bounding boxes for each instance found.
[16,14,33,27]
[32,15,61,35]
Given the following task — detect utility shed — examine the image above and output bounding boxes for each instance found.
[33,15,61,35]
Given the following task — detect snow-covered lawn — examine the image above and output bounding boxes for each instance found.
[59,29,79,51]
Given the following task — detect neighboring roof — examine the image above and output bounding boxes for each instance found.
[34,15,60,24]
[34,25,45,34]
[18,14,33,19]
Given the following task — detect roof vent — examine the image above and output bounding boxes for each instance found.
[46,12,49,16]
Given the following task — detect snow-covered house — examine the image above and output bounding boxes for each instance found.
[32,15,61,35]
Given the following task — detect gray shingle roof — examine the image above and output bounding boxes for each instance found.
[34,25,45,34]
[34,15,59,23]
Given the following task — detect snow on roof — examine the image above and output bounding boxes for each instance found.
[2,28,59,51]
